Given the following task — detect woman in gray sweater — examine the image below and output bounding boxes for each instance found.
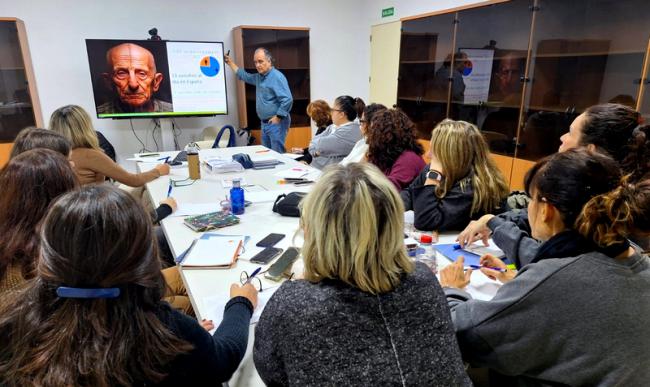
[441,149,650,385]
[254,163,470,386]
[307,96,364,169]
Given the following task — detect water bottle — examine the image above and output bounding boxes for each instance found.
[187,143,201,180]
[416,234,437,274]
[230,178,245,215]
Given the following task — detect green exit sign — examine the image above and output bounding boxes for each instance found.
[382,7,394,18]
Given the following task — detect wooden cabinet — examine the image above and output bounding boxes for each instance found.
[0,18,43,166]
[393,0,650,189]
[231,26,311,149]
[397,14,455,139]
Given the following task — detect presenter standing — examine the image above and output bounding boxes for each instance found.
[225,48,293,153]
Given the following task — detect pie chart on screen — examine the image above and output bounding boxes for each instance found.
[200,56,220,77]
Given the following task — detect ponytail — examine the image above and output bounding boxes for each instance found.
[334,96,365,121]
[576,177,650,248]
[621,124,650,182]
[354,97,366,121]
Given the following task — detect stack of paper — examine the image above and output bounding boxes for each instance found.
[204,157,244,173]
[202,285,281,332]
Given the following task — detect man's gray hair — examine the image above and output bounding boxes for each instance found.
[255,47,274,64]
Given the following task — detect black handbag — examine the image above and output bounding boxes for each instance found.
[272,192,307,217]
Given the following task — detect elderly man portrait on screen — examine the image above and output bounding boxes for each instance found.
[97,43,172,114]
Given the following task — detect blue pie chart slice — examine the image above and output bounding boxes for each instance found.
[200,56,220,77]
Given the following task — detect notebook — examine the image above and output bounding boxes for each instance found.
[180,237,243,268]
[183,211,240,232]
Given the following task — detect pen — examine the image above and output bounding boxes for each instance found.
[453,243,462,250]
[256,149,270,153]
[158,156,170,163]
[468,264,506,273]
[166,180,172,197]
[244,267,263,284]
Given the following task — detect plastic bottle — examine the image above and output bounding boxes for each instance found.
[230,178,245,215]
[416,234,437,273]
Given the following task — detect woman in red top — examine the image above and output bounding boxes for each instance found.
[365,108,426,190]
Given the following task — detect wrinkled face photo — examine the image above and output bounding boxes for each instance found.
[106,43,163,108]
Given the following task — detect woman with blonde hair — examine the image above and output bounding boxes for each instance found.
[49,105,169,186]
[254,163,470,386]
[401,119,509,231]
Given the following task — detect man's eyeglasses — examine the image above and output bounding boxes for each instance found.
[240,270,263,292]
[170,177,197,187]
[359,119,367,124]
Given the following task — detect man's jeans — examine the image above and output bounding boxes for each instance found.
[261,116,291,153]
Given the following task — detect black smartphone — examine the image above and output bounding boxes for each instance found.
[256,233,285,248]
[250,247,283,264]
[265,247,300,281]
[172,150,188,163]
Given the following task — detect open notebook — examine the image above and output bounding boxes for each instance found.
[180,237,244,268]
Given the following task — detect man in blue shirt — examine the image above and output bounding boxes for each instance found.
[225,48,293,153]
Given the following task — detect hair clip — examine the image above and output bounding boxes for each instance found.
[56,286,120,299]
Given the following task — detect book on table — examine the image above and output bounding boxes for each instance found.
[180,237,244,268]
[183,211,240,232]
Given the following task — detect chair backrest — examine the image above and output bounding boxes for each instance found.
[212,125,235,148]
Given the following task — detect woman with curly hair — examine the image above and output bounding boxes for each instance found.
[365,108,425,190]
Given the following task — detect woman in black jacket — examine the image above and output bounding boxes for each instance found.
[0,185,257,386]
[401,119,509,231]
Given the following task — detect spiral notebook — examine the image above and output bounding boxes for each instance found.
[180,237,244,268]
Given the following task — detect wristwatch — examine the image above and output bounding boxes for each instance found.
[427,170,444,183]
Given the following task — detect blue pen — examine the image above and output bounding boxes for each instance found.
[158,156,170,163]
[245,267,263,284]
[453,243,462,250]
[166,180,172,197]
[468,264,506,273]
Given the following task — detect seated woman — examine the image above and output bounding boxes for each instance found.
[307,96,364,169]
[400,119,509,232]
[9,126,178,267]
[440,149,650,385]
[0,149,77,296]
[49,105,169,186]
[458,103,650,266]
[366,108,425,190]
[340,103,386,166]
[9,127,72,158]
[293,100,332,164]
[0,185,258,385]
[254,163,470,386]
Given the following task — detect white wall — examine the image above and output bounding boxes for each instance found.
[366,0,489,24]
[1,0,370,167]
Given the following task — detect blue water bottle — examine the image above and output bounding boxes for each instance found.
[230,178,245,215]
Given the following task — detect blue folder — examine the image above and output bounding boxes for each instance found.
[434,243,512,267]
[433,243,482,266]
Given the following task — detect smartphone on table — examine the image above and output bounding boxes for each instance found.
[250,247,283,264]
[256,233,285,248]
[264,247,301,281]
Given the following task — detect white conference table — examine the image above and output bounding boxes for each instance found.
[138,145,502,387]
